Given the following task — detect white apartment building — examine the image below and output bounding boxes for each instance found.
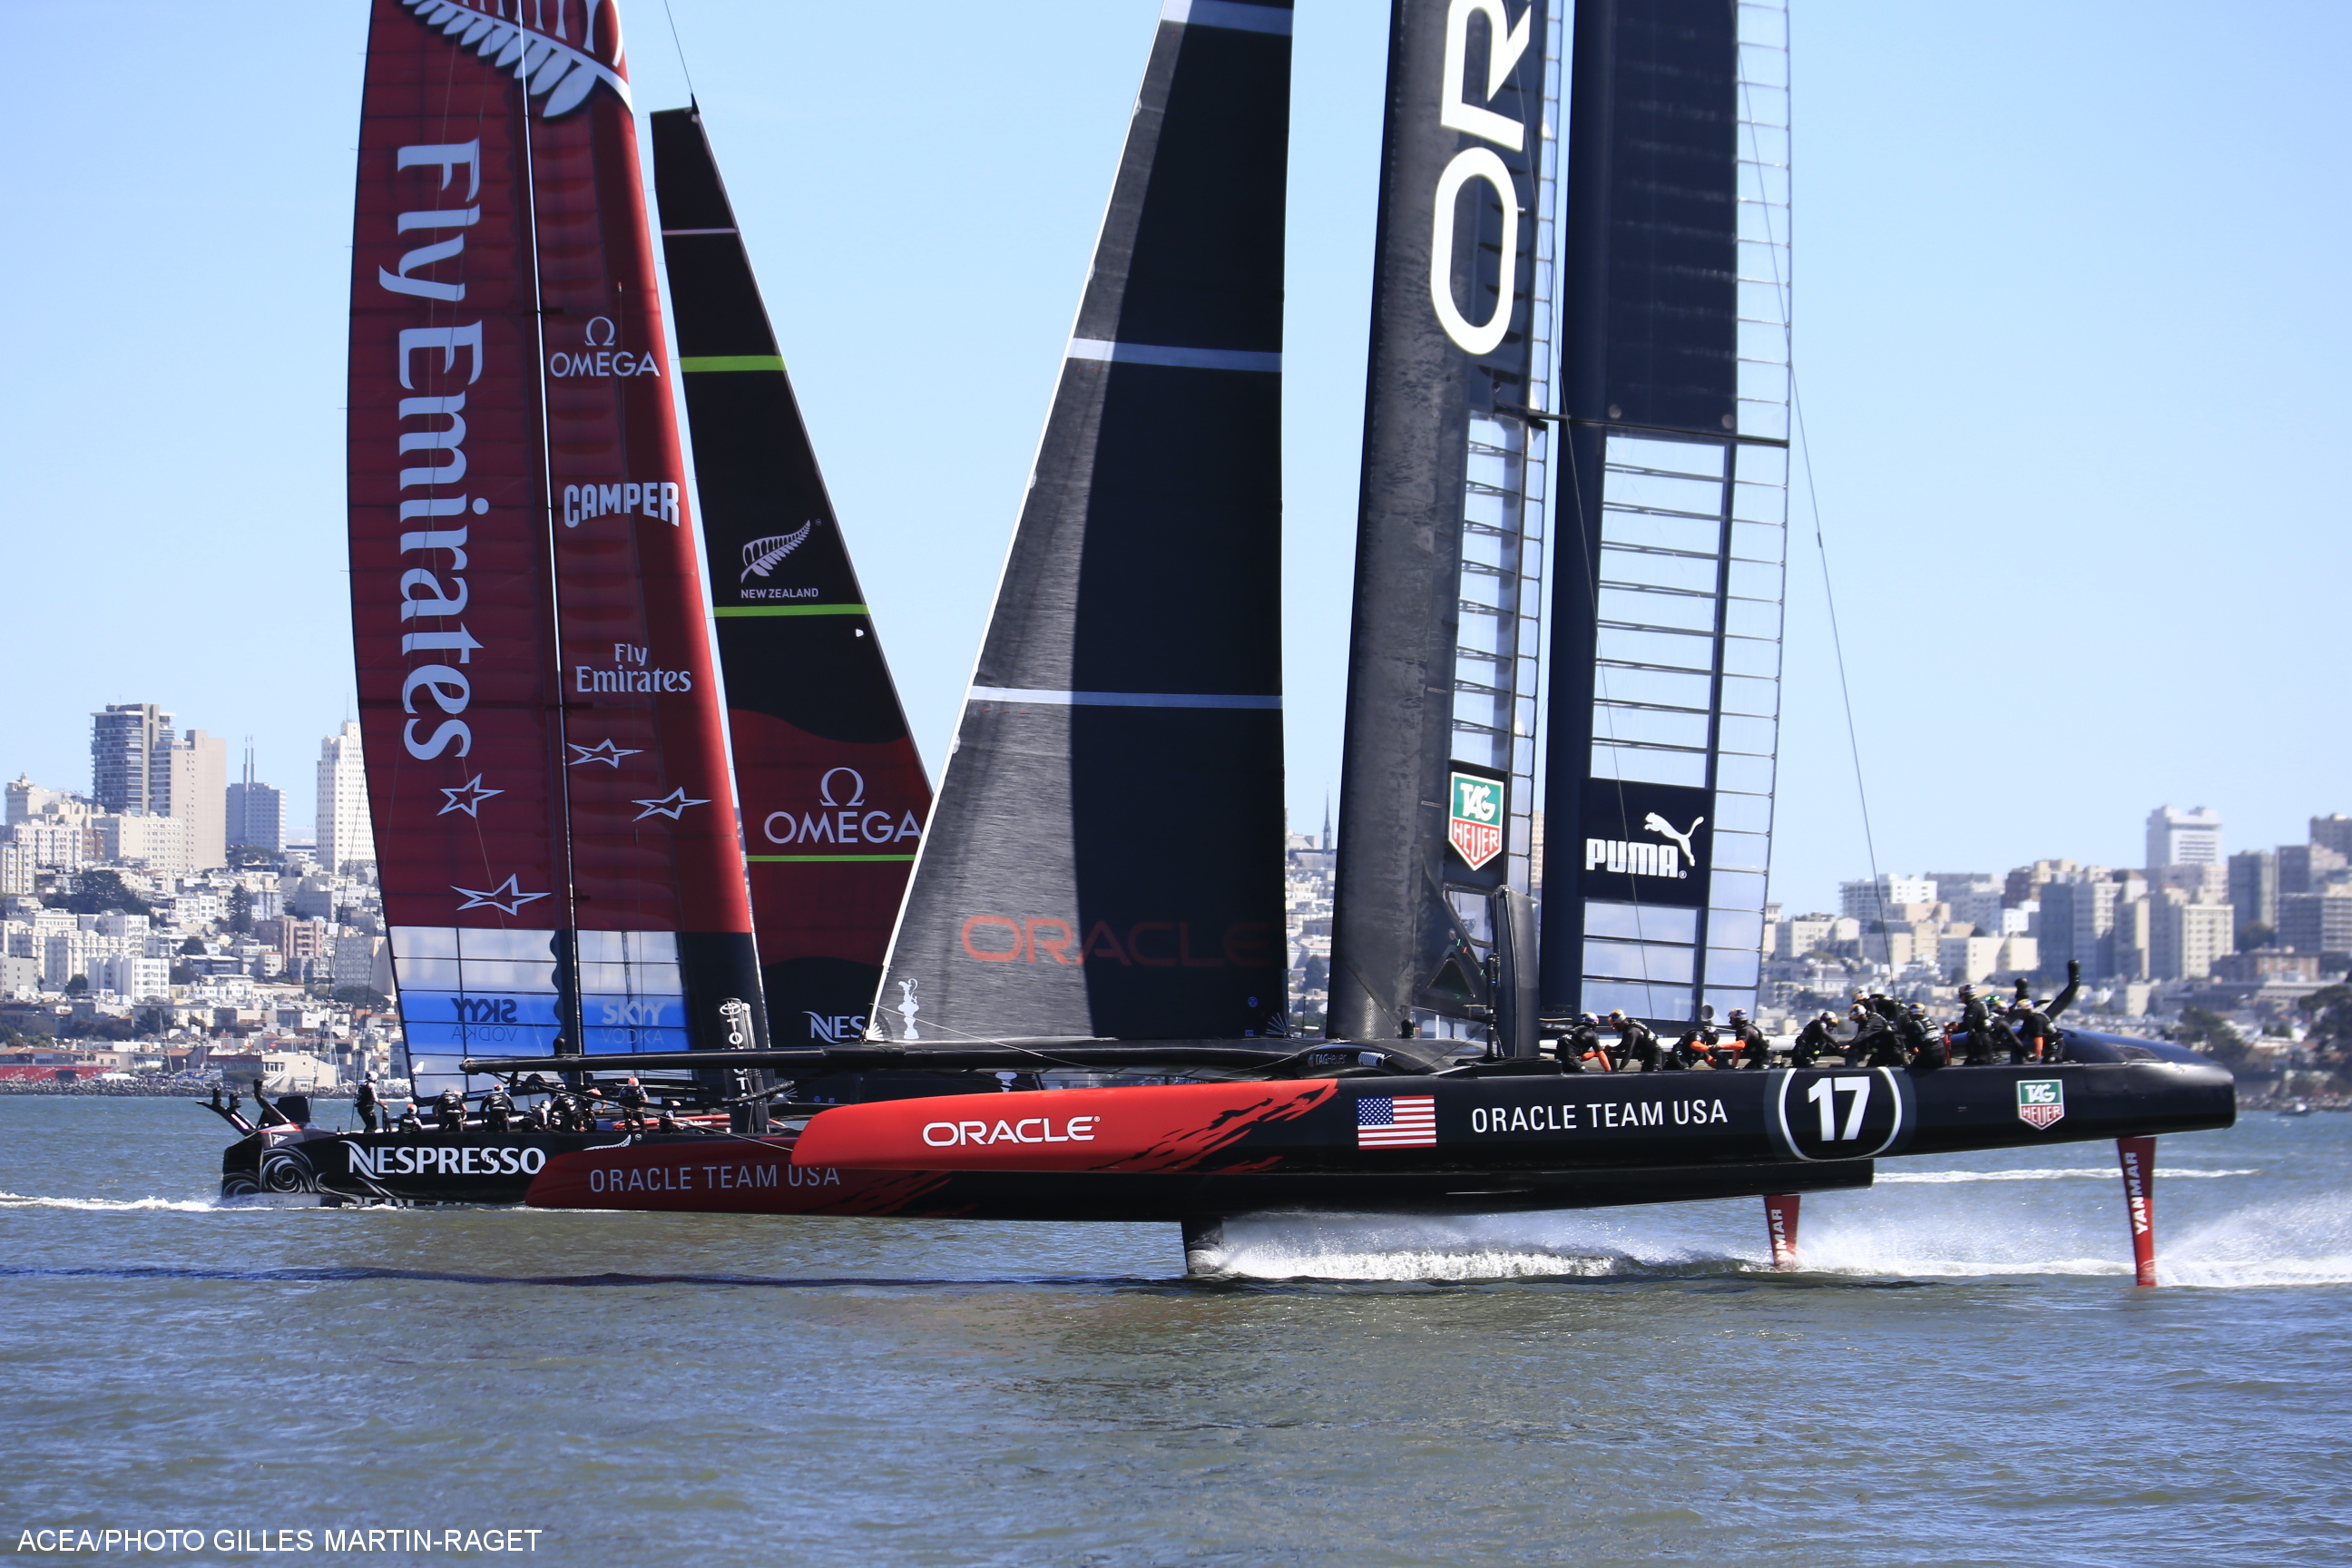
[317,722,376,873]
[1838,876,1937,922]
[2146,805,2222,870]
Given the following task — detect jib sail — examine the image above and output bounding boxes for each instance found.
[876,1,1294,1043]
[348,0,763,1099]
[651,104,932,1049]
[1326,0,1562,1052]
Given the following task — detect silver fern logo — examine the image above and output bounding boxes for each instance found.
[398,0,632,119]
[740,522,816,583]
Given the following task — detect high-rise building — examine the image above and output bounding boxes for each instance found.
[2279,889,2352,957]
[2311,815,2352,860]
[2145,805,2222,870]
[161,729,226,870]
[2278,842,2349,897]
[2151,890,2233,981]
[226,744,284,854]
[89,706,225,870]
[1838,875,1937,923]
[2227,849,2278,936]
[317,722,376,873]
[91,704,172,815]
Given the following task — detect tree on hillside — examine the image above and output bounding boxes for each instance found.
[45,870,152,916]
[2298,985,2352,1070]
[62,975,89,996]
[227,886,253,935]
[2171,1006,2250,1067]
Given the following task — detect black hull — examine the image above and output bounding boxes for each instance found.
[221,1059,2233,1213]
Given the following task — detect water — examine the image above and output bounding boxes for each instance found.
[3,1099,2348,1565]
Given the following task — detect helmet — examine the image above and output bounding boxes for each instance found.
[1957,984,1975,998]
[1607,1009,1626,1021]
[1728,1008,1748,1022]
[1581,1013,1599,1025]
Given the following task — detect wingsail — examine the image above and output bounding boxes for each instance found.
[651,105,931,1047]
[348,0,763,1099]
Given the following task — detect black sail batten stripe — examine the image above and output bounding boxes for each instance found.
[1328,0,1555,1051]
[877,15,1291,1044]
[651,106,931,1046]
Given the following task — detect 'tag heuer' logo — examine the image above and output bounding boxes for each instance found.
[2016,1078,2065,1131]
[1447,771,1504,870]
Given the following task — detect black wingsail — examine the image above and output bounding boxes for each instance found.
[877,2,1293,1044]
[651,107,933,1045]
[1537,0,1790,1028]
[1326,0,1560,1052]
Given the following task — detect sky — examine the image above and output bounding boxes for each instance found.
[0,1,2344,914]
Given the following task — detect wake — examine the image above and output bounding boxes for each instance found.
[0,1191,216,1214]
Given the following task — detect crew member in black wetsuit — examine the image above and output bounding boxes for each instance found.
[1557,1014,1599,1073]
[481,1084,514,1133]
[1670,1022,1716,1071]
[1728,1009,1772,1069]
[1609,1011,1661,1072]
[352,1076,383,1134]
[1900,1001,1945,1069]
[1847,1004,1904,1068]
[433,1085,466,1133]
[1790,1012,1839,1069]
[615,1078,651,1132]
[396,1102,423,1135]
[1954,985,1999,1065]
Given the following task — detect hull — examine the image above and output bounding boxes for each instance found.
[222,1061,2233,1212]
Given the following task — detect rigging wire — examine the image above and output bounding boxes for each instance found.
[660,0,698,103]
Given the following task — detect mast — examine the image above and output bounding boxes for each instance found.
[651,106,931,1046]
[1536,0,1790,1027]
[1326,0,1562,1051]
[349,0,762,1098]
[876,1,1294,1044]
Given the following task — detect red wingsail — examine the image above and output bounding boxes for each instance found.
[348,0,762,1101]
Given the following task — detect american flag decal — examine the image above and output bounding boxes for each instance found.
[1356,1095,1437,1149]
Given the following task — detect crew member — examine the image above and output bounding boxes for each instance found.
[520,1095,551,1132]
[396,1102,423,1135]
[481,1084,514,1134]
[1669,1022,1717,1071]
[1900,1002,1945,1070]
[1609,1011,1661,1073]
[433,1085,466,1133]
[1728,1009,1772,1070]
[352,1076,383,1134]
[1847,1004,1902,1068]
[1790,1012,1839,1069]
[1954,985,1999,1066]
[615,1078,651,1133]
[2007,996,2056,1064]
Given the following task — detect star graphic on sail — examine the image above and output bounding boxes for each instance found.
[567,740,642,768]
[631,789,711,821]
[436,775,505,817]
[450,876,553,915]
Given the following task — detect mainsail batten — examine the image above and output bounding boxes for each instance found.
[652,106,930,1049]
[349,0,760,1097]
[877,4,1293,1044]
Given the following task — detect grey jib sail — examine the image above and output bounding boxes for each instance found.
[1326,0,1561,1052]
[876,1,1293,1043]
[1538,0,1791,1025]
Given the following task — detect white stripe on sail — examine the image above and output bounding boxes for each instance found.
[971,687,1282,710]
[1066,338,1282,373]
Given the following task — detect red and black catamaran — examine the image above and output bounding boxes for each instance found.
[225,0,2229,1280]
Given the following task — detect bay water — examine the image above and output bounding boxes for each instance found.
[2,1097,2346,1564]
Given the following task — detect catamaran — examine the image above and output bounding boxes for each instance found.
[221,0,2228,1283]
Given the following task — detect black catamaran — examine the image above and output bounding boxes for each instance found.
[230,0,2228,1281]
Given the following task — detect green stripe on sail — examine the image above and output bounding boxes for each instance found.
[680,354,787,372]
[746,854,918,863]
[714,603,869,618]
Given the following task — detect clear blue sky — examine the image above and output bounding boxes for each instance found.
[0,2,2343,913]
